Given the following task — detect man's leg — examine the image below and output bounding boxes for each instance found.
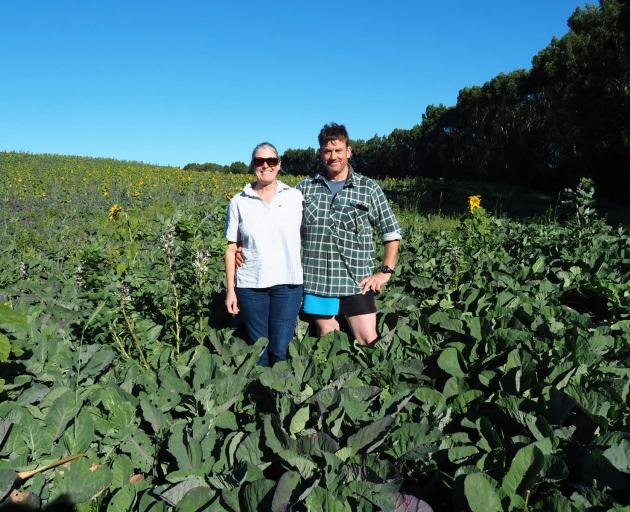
[340,292,378,345]
[312,316,340,337]
[346,313,378,345]
[303,294,341,338]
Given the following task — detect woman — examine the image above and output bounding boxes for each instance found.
[224,142,303,366]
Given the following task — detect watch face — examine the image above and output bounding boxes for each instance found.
[381,266,394,274]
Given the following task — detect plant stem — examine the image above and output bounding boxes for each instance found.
[120,304,149,369]
[166,253,182,355]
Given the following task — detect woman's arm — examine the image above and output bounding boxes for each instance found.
[224,242,240,314]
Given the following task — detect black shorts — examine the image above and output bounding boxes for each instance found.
[312,291,376,319]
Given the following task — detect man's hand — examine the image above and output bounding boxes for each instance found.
[225,289,240,314]
[359,272,391,294]
[235,246,245,268]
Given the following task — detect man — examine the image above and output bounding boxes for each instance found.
[296,123,401,345]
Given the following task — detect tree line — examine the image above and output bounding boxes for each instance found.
[189,1,629,202]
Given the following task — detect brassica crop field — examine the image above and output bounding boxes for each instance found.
[0,151,628,512]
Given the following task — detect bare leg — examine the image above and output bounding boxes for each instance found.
[313,316,340,337]
[346,312,378,345]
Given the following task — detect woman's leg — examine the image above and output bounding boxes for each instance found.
[267,284,303,365]
[235,287,271,366]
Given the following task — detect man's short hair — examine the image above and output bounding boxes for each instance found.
[318,123,350,147]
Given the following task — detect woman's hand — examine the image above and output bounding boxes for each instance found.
[225,289,239,314]
[235,246,245,267]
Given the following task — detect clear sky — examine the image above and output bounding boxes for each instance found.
[0,0,591,167]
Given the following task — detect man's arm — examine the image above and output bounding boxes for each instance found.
[359,240,400,294]
[359,180,402,294]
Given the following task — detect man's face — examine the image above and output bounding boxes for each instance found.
[320,139,352,179]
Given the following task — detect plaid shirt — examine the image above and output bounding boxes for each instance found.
[296,167,402,297]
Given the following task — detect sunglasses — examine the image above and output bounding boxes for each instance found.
[253,157,279,167]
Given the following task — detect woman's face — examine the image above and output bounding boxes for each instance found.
[253,146,280,187]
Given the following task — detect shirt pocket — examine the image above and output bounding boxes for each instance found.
[338,201,370,234]
[304,195,327,225]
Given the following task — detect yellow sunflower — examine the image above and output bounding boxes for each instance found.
[468,195,481,212]
[108,204,123,221]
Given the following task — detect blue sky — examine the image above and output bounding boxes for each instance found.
[0,1,590,167]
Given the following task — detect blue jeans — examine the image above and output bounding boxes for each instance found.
[236,284,303,366]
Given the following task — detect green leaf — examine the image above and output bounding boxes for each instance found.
[347,415,394,455]
[440,318,465,334]
[176,486,216,511]
[227,431,245,467]
[0,469,17,502]
[140,397,166,434]
[64,409,94,453]
[415,387,444,408]
[289,405,310,436]
[437,347,466,377]
[235,431,264,466]
[263,414,292,454]
[583,448,627,490]
[39,385,72,410]
[239,478,275,512]
[448,445,479,463]
[393,493,434,511]
[334,446,353,462]
[271,470,300,512]
[111,454,134,488]
[285,454,317,479]
[159,477,208,507]
[20,412,47,454]
[0,418,11,449]
[108,485,137,512]
[428,311,450,325]
[109,400,138,431]
[0,305,27,329]
[532,256,545,274]
[304,486,351,512]
[121,428,154,473]
[44,389,80,443]
[191,346,213,392]
[81,347,115,378]
[0,333,10,362]
[215,410,238,431]
[298,431,339,455]
[50,458,112,504]
[501,444,544,496]
[603,439,630,473]
[464,473,502,512]
[464,316,482,341]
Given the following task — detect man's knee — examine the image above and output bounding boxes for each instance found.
[347,313,378,345]
[314,316,339,337]
[354,328,378,345]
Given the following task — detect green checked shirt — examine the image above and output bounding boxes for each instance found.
[296,167,402,297]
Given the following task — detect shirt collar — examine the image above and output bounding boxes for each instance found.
[313,165,355,187]
[242,180,290,198]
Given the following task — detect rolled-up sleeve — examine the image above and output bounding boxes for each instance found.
[371,185,402,241]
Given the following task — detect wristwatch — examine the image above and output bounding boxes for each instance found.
[380,265,395,274]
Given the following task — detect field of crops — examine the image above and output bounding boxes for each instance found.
[0,151,628,511]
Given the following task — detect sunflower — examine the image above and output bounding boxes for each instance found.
[108,204,123,221]
[468,195,481,212]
